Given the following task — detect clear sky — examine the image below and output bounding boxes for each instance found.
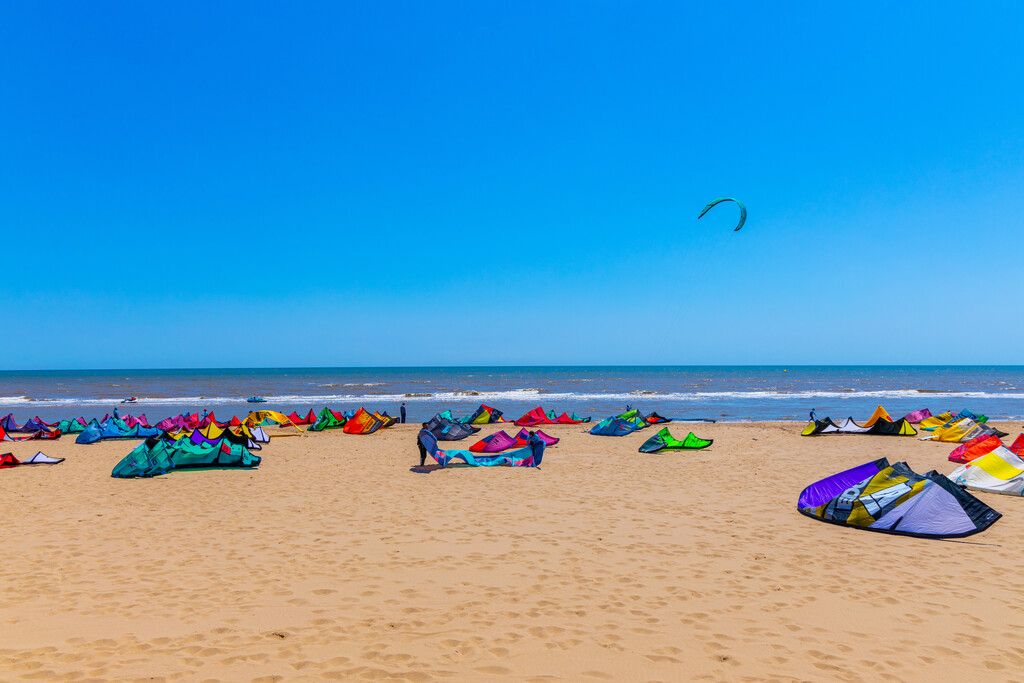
[2,1,1023,369]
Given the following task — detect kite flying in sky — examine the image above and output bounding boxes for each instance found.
[698,197,746,232]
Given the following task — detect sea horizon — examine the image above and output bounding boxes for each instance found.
[3,365,1023,423]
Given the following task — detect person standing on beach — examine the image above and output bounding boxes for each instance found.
[113,407,119,420]
[400,403,406,424]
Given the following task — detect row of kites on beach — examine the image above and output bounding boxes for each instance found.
[0,402,716,477]
[0,405,403,444]
[415,405,713,468]
[114,408,409,478]
[0,407,400,479]
[798,405,1024,541]
[419,406,712,457]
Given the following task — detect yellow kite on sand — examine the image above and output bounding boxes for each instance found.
[918,412,955,430]
[862,405,892,428]
[921,417,988,443]
[245,410,303,432]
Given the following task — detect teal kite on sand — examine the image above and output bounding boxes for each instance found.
[698,197,746,231]
[111,437,260,478]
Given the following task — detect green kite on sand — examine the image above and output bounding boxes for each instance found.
[638,427,713,453]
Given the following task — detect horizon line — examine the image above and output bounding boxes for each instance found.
[3,363,1024,373]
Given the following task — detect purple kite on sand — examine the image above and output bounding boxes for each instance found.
[900,409,932,424]
[470,430,518,453]
[470,428,560,453]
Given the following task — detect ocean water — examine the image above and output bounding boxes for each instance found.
[1,366,1023,424]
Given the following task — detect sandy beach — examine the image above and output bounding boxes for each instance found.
[1,420,1022,681]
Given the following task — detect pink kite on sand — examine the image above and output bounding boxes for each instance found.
[515,428,559,447]
[470,428,560,453]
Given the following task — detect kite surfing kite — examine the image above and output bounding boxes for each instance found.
[798,458,1000,539]
[698,197,746,231]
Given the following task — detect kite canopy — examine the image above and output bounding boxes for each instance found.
[698,197,746,231]
[22,417,59,433]
[590,417,639,436]
[514,407,552,427]
[75,418,158,444]
[861,405,893,428]
[920,418,1005,443]
[590,410,655,436]
[949,434,1003,463]
[0,415,23,432]
[469,430,518,453]
[513,407,591,426]
[871,419,918,436]
[112,437,260,479]
[461,404,505,424]
[900,409,933,424]
[0,425,56,442]
[376,411,399,428]
[308,407,347,432]
[0,453,19,468]
[638,428,712,453]
[801,411,916,436]
[155,414,201,432]
[287,410,317,426]
[245,410,299,431]
[244,425,270,443]
[419,429,544,468]
[798,458,1001,539]
[343,408,385,435]
[186,423,260,450]
[469,428,558,453]
[522,429,559,446]
[122,414,152,429]
[918,412,956,431]
[198,413,227,429]
[56,417,88,433]
[424,414,480,441]
[20,452,64,465]
[948,447,1024,496]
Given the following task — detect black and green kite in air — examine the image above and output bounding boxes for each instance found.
[698,197,746,231]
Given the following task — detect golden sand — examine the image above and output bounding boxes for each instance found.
[0,421,1021,681]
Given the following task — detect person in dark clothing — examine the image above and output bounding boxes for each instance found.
[400,403,406,424]
[113,407,119,419]
[417,422,429,466]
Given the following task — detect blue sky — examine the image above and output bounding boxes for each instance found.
[2,1,1023,369]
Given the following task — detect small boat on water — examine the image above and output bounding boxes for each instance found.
[247,396,267,403]
[120,397,138,404]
